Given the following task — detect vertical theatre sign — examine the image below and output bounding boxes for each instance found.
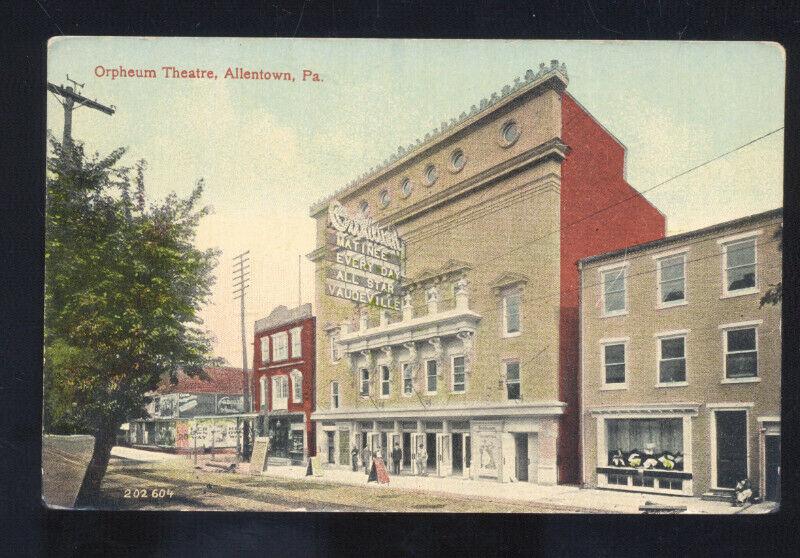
[325,201,405,310]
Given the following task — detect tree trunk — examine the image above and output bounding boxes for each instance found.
[74,423,119,507]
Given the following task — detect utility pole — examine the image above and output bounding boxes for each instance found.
[233,251,252,458]
[47,75,115,149]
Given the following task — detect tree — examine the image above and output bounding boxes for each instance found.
[44,139,220,506]
[760,225,782,307]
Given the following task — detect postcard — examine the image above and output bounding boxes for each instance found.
[43,38,783,513]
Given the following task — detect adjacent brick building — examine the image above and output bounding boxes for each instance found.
[308,61,664,484]
[579,209,782,499]
[252,303,316,464]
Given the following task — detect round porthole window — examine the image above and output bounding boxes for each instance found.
[401,178,413,198]
[450,149,466,172]
[380,190,390,208]
[359,200,369,214]
[501,121,521,145]
[424,165,438,186]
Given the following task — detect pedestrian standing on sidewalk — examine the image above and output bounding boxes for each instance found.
[351,445,359,472]
[360,445,372,475]
[391,442,402,475]
[416,443,428,476]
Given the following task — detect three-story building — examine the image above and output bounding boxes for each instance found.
[252,304,316,465]
[579,208,781,500]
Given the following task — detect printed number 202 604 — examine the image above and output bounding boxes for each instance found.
[123,488,175,499]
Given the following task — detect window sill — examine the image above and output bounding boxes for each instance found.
[655,382,688,388]
[656,300,688,310]
[601,384,628,391]
[450,390,466,395]
[721,288,759,299]
[722,377,760,384]
[602,310,628,319]
[503,331,522,338]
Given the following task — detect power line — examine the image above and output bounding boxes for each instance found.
[405,126,784,276]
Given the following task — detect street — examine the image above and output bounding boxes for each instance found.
[100,448,605,512]
[96,447,776,513]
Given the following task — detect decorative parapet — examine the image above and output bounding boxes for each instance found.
[309,60,569,217]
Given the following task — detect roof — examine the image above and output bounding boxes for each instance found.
[579,208,783,267]
[308,60,570,216]
[254,303,313,334]
[155,367,244,395]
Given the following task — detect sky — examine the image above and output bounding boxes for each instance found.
[47,38,785,365]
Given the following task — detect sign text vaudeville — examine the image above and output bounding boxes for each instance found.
[325,201,405,310]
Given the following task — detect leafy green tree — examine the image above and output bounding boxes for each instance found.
[44,140,220,506]
[760,225,782,307]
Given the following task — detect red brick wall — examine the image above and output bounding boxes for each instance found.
[558,93,665,484]
[252,316,316,455]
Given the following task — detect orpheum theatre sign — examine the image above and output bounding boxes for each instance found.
[325,201,405,310]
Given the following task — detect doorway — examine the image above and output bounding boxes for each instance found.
[426,432,437,472]
[715,410,748,489]
[765,435,781,502]
[326,431,335,464]
[402,432,412,468]
[452,434,463,475]
[514,433,529,482]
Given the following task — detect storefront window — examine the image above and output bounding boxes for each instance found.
[606,418,684,471]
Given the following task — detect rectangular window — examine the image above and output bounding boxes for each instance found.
[330,334,340,362]
[505,361,521,400]
[272,376,288,410]
[426,360,438,393]
[402,363,413,395]
[725,328,758,379]
[290,326,302,358]
[331,382,339,409]
[272,332,289,361]
[291,371,303,403]
[603,343,626,385]
[380,365,391,397]
[602,267,626,315]
[452,356,466,392]
[360,369,370,396]
[659,336,686,384]
[658,254,686,306]
[503,291,521,335]
[724,238,756,294]
[260,337,270,365]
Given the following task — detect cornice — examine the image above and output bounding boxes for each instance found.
[309,62,569,217]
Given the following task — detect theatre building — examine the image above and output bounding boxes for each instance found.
[308,61,664,484]
[252,304,316,465]
[579,209,781,500]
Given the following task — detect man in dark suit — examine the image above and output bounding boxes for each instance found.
[391,442,403,475]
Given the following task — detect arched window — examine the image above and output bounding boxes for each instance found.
[290,369,303,403]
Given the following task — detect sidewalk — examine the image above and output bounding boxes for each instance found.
[252,463,772,514]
